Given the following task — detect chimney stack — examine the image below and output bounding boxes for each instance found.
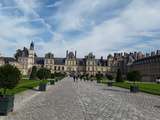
[75,51,77,58]
[156,50,160,55]
[66,50,68,58]
[151,51,155,56]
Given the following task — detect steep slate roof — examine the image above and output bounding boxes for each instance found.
[96,59,107,66]
[35,57,108,66]
[36,57,44,65]
[133,55,160,65]
[77,58,86,66]
[4,57,16,64]
[68,52,75,58]
[54,58,66,65]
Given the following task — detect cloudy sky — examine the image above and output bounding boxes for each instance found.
[0,0,160,58]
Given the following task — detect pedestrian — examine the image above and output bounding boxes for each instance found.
[73,75,76,82]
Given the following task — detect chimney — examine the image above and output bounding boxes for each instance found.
[75,51,77,58]
[156,50,160,55]
[66,50,68,58]
[151,51,155,56]
[146,53,150,57]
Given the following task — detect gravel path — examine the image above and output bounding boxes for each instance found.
[0,77,160,120]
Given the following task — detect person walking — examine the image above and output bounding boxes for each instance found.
[73,75,76,82]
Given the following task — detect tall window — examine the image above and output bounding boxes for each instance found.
[54,66,57,70]
[62,66,64,71]
[58,66,60,70]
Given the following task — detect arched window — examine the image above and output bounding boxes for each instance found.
[54,66,57,70]
[58,66,60,70]
[62,66,64,71]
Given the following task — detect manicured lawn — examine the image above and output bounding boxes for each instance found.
[97,79,160,95]
[113,82,160,95]
[0,79,45,95]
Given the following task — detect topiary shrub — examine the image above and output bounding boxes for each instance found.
[106,74,114,87]
[86,74,89,81]
[0,64,21,115]
[96,73,103,83]
[116,69,123,82]
[37,68,51,91]
[90,75,94,81]
[51,73,55,79]
[51,72,66,80]
[0,64,21,95]
[107,74,114,81]
[36,68,51,80]
[127,70,142,84]
[79,75,83,81]
[127,70,142,93]
[29,66,37,80]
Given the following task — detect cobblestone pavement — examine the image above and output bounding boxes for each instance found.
[1,77,160,120]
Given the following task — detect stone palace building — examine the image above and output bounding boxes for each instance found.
[0,42,111,76]
[0,42,159,82]
[131,53,160,82]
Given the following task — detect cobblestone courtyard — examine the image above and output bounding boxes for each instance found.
[0,77,160,120]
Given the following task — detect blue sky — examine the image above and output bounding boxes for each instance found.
[0,0,160,58]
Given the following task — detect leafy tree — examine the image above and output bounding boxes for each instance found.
[85,74,89,80]
[107,74,114,81]
[116,69,123,82]
[127,71,142,84]
[96,72,103,83]
[0,64,21,94]
[52,72,66,79]
[96,72,103,79]
[29,66,37,80]
[37,68,51,80]
[51,73,55,79]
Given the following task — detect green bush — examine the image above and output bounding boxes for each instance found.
[90,75,94,81]
[52,72,66,78]
[96,73,103,82]
[127,71,142,83]
[0,64,21,95]
[29,66,37,80]
[106,74,114,81]
[79,75,84,80]
[37,68,51,80]
[51,73,55,79]
[116,69,123,82]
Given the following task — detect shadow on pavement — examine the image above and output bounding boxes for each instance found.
[154,105,160,109]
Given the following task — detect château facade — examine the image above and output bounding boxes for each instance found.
[44,51,110,76]
[0,42,111,76]
[0,42,160,82]
[131,55,160,82]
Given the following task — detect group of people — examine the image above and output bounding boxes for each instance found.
[73,75,79,82]
[69,73,82,82]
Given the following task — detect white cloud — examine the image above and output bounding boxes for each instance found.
[0,0,160,58]
[53,0,124,32]
[14,0,38,14]
[55,0,160,57]
[0,0,41,56]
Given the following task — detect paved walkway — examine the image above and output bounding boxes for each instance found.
[0,77,160,120]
